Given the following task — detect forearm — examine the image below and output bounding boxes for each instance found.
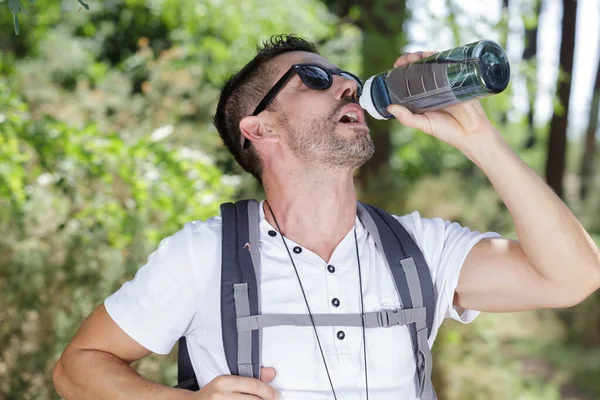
[53,348,193,400]
[463,128,600,298]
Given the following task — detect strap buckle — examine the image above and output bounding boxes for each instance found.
[377,309,402,328]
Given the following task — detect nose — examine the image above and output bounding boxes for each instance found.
[333,74,360,101]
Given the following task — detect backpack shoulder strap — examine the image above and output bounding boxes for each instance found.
[221,200,261,380]
[176,200,262,390]
[358,202,437,400]
[358,202,435,335]
[175,336,199,390]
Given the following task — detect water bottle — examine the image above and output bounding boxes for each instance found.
[359,40,510,120]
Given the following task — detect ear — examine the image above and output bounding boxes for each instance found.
[239,116,263,148]
[239,116,280,147]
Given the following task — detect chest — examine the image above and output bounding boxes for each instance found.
[198,238,418,396]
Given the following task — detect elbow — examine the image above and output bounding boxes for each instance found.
[555,268,600,308]
[53,351,77,399]
[52,357,66,397]
[588,265,600,301]
[593,263,600,290]
[580,262,600,304]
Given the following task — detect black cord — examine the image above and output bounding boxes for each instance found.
[354,228,369,400]
[267,202,370,400]
[267,202,338,400]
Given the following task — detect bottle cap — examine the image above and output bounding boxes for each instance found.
[359,76,387,120]
[476,41,510,94]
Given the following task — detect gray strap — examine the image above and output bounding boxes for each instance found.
[357,203,384,257]
[401,258,424,313]
[237,308,426,332]
[246,201,262,288]
[358,203,435,398]
[233,283,253,378]
[246,200,262,380]
[357,203,404,308]
[417,327,435,399]
[401,258,435,399]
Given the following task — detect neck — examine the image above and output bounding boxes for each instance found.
[263,165,357,262]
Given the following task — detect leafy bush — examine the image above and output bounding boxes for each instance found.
[0,78,235,397]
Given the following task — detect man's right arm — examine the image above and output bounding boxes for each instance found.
[52,304,194,399]
[53,300,279,400]
[53,223,279,399]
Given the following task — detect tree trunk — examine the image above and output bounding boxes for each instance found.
[579,56,600,200]
[496,0,510,125]
[357,31,399,186]
[501,0,510,48]
[545,0,578,199]
[323,0,408,188]
[523,0,542,149]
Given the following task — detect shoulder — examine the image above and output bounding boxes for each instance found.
[187,215,223,243]
[392,210,448,240]
[390,210,500,278]
[166,215,223,251]
[177,216,223,267]
[392,210,493,248]
[143,215,223,281]
[391,210,461,252]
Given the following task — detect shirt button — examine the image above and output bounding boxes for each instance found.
[293,246,302,254]
[337,331,345,340]
[268,230,277,237]
[331,298,340,307]
[327,265,335,273]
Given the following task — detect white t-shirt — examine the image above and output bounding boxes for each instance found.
[105,200,500,399]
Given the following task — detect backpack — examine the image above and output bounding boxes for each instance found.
[175,200,437,399]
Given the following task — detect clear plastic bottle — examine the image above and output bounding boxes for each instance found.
[359,40,511,120]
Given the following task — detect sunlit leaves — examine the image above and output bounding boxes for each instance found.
[5,0,89,35]
[7,0,26,35]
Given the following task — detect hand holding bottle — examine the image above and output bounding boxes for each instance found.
[359,40,510,152]
[386,51,500,153]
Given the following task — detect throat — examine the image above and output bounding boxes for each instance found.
[297,236,346,264]
[264,201,356,263]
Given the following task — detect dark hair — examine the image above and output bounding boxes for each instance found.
[213,34,318,185]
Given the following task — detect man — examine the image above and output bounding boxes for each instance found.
[53,35,600,400]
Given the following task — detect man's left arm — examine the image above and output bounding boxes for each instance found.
[389,52,600,313]
[453,130,600,312]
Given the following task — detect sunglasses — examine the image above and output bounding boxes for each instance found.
[243,63,363,149]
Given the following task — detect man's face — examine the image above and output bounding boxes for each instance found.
[262,51,374,169]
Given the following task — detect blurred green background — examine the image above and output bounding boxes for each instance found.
[1,0,600,399]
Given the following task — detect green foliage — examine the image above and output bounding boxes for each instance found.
[0,77,235,397]
[5,0,89,35]
[7,0,28,35]
[6,0,361,180]
[0,1,363,397]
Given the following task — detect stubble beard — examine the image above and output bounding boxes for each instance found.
[282,108,375,170]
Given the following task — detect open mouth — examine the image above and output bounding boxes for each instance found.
[337,104,365,125]
[339,112,360,123]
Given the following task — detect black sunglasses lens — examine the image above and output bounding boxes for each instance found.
[297,65,331,89]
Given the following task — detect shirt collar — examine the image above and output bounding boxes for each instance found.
[257,199,368,264]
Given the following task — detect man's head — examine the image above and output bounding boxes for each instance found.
[214,35,373,185]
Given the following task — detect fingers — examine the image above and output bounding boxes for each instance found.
[225,394,268,400]
[212,374,280,400]
[394,51,438,68]
[260,367,277,383]
[387,105,433,135]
